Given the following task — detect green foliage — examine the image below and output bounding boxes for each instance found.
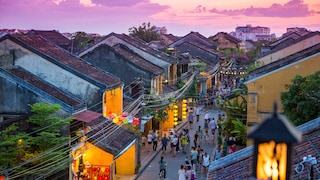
[231,119,247,145]
[0,103,73,177]
[73,31,102,49]
[28,103,71,152]
[216,93,247,138]
[177,80,185,89]
[129,22,161,43]
[185,80,197,98]
[281,71,320,125]
[0,124,31,171]
[153,107,169,123]
[248,60,265,72]
[191,62,207,72]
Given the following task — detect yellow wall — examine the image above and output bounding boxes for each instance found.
[246,53,320,145]
[103,86,123,116]
[83,142,114,167]
[115,144,136,174]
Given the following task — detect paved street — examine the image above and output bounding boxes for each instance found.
[137,106,221,180]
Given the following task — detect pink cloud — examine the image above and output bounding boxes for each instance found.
[208,0,315,18]
[0,0,169,34]
[188,5,207,13]
[91,0,142,7]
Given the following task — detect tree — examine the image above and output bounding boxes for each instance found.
[0,103,72,178]
[216,85,247,145]
[129,22,161,43]
[0,124,31,172]
[281,71,320,125]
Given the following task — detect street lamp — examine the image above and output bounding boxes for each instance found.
[248,102,302,180]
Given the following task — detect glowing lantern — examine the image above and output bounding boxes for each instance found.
[248,103,302,180]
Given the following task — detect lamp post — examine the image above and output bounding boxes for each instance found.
[137,102,145,172]
[248,102,302,180]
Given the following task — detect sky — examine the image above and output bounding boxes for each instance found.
[0,0,319,37]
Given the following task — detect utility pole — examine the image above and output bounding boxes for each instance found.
[137,76,144,173]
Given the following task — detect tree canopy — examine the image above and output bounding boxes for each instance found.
[281,71,320,125]
[129,22,161,43]
[0,103,72,178]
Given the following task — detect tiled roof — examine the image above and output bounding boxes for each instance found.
[10,35,122,88]
[112,44,164,76]
[169,31,218,49]
[73,110,101,123]
[5,66,85,111]
[26,30,70,46]
[247,43,320,81]
[212,32,242,44]
[81,115,136,158]
[257,31,320,59]
[208,117,320,179]
[106,33,178,64]
[174,41,220,66]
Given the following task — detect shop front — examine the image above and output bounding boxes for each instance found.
[72,110,136,180]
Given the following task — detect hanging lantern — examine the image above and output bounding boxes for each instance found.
[248,102,302,180]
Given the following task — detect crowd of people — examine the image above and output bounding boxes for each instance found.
[141,102,239,179]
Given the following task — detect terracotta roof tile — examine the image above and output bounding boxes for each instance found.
[6,67,85,110]
[112,44,164,75]
[84,116,136,158]
[26,30,70,46]
[110,33,178,64]
[14,35,122,88]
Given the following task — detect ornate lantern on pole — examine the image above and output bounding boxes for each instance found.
[248,102,302,180]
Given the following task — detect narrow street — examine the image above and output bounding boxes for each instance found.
[138,105,222,180]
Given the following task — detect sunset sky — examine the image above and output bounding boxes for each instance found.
[1,0,319,37]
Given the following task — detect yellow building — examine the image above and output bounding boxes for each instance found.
[245,43,320,145]
[103,86,123,117]
[72,110,136,179]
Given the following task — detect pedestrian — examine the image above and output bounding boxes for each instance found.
[187,110,195,129]
[159,156,167,178]
[204,112,210,121]
[178,164,186,180]
[204,130,210,145]
[222,138,228,156]
[230,144,237,153]
[172,135,178,157]
[193,131,198,147]
[217,132,222,147]
[141,134,146,148]
[186,165,196,180]
[208,118,217,142]
[196,106,201,122]
[147,131,153,152]
[161,134,168,154]
[196,145,202,169]
[198,126,203,145]
[152,130,158,151]
[214,146,222,160]
[202,152,210,175]
[190,147,197,168]
[181,133,188,154]
[176,132,181,153]
[204,119,209,133]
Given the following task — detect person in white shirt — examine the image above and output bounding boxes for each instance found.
[178,164,186,180]
[204,112,210,121]
[202,152,210,175]
[196,107,201,122]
